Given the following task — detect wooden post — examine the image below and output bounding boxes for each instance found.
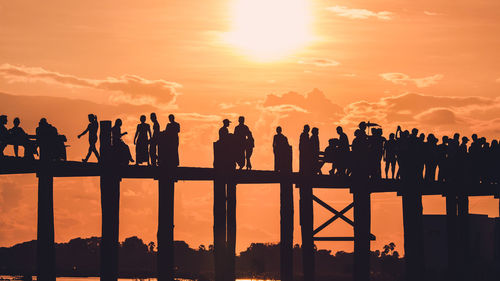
[457,195,469,280]
[37,173,56,281]
[353,187,371,281]
[445,194,458,281]
[280,145,293,281]
[157,177,175,281]
[226,181,237,281]
[401,189,425,281]
[213,141,227,281]
[299,182,314,281]
[99,121,120,281]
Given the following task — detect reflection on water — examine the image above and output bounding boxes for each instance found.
[1,277,276,281]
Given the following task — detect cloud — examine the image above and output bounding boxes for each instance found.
[380,73,444,88]
[424,11,443,16]
[0,64,181,108]
[326,6,393,20]
[298,58,340,67]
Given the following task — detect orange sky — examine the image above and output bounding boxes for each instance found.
[1,0,500,254]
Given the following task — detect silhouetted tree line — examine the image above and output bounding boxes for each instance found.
[0,236,406,281]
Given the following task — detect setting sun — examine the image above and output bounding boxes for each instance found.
[225,0,313,61]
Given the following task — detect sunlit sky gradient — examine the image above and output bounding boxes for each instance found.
[1,0,500,254]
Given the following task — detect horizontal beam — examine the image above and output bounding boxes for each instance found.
[313,236,376,242]
[1,157,500,196]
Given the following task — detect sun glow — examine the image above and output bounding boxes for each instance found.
[226,0,313,61]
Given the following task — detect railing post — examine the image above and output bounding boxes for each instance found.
[99,120,120,281]
[401,186,425,281]
[157,176,175,281]
[353,185,371,281]
[457,194,469,280]
[37,172,55,281]
[280,145,294,281]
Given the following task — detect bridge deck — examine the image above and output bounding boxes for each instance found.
[1,156,498,196]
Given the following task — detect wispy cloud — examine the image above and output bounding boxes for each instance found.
[326,6,393,20]
[298,58,340,67]
[380,73,444,88]
[0,64,181,108]
[423,11,443,16]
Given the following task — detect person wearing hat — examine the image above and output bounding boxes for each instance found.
[219,119,231,142]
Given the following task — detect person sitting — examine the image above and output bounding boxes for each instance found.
[112,118,134,165]
[324,138,338,175]
[9,117,27,157]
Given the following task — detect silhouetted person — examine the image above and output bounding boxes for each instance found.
[424,134,439,181]
[134,115,151,166]
[299,124,311,174]
[437,136,449,182]
[351,128,369,179]
[469,134,481,183]
[324,138,337,175]
[246,131,254,170]
[0,115,7,156]
[383,133,397,179]
[457,136,469,181]
[159,114,180,168]
[395,127,410,180]
[368,128,385,179]
[112,118,134,164]
[234,116,252,170]
[149,113,160,166]
[273,126,289,171]
[36,118,61,161]
[78,114,100,162]
[8,117,27,157]
[310,127,322,174]
[336,126,349,176]
[219,119,231,142]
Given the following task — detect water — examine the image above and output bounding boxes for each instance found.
[1,277,275,281]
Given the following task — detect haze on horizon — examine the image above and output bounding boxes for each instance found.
[1,0,500,254]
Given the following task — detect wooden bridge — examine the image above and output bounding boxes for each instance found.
[1,120,499,281]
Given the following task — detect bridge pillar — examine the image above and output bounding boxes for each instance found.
[99,120,120,281]
[279,145,293,281]
[37,173,55,281]
[213,178,227,281]
[401,190,425,281]
[457,195,469,280]
[299,181,314,281]
[445,194,458,281]
[226,181,237,281]
[353,187,371,281]
[157,177,175,281]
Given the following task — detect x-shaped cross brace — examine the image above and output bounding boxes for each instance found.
[312,195,375,240]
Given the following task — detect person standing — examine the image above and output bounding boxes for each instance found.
[234,116,252,169]
[273,126,289,171]
[149,113,161,166]
[299,124,311,174]
[0,115,8,157]
[134,115,151,166]
[245,131,254,170]
[161,114,180,168]
[9,117,27,158]
[310,127,321,174]
[78,114,100,162]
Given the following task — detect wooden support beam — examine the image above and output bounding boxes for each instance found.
[37,173,55,281]
[213,178,227,281]
[401,190,425,281]
[226,181,237,281]
[280,145,293,281]
[446,194,458,281]
[157,177,175,281]
[99,120,120,281]
[457,195,469,281]
[353,188,371,281]
[299,182,315,281]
